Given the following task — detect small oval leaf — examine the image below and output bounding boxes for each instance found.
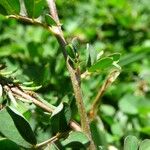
[0,108,31,148]
[71,37,79,52]
[45,14,57,26]
[119,94,139,115]
[88,57,113,72]
[65,44,76,59]
[61,131,90,148]
[109,53,121,61]
[6,106,37,145]
[139,139,150,150]
[124,135,139,150]
[86,44,97,67]
[23,0,45,18]
[51,103,71,134]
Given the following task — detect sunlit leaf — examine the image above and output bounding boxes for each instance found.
[109,53,121,61]
[88,57,113,72]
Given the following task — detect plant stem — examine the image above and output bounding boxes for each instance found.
[47,0,96,149]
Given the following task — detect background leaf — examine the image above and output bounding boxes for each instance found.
[0,0,20,15]
[0,138,20,150]
[61,131,90,148]
[139,139,150,150]
[90,119,108,149]
[118,94,139,115]
[0,5,7,15]
[23,0,44,18]
[124,135,139,150]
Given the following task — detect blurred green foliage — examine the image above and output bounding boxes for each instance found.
[0,0,150,149]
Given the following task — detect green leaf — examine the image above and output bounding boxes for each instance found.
[23,0,45,18]
[139,139,150,150]
[118,94,139,115]
[111,122,123,137]
[0,108,31,148]
[71,37,79,52]
[0,0,20,15]
[101,104,116,116]
[88,57,113,72]
[51,103,71,133]
[124,135,139,150]
[0,4,7,15]
[109,53,121,61]
[61,131,90,148]
[20,85,42,91]
[65,44,75,59]
[86,44,97,67]
[0,138,20,150]
[44,143,58,150]
[6,106,37,145]
[45,14,57,26]
[119,52,147,67]
[90,119,108,148]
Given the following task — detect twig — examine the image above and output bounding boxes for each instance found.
[7,15,52,32]
[11,86,54,112]
[89,70,120,120]
[35,132,62,149]
[69,120,81,131]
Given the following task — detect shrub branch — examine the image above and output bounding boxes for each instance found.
[0,76,81,131]
[6,1,96,148]
[89,70,120,120]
